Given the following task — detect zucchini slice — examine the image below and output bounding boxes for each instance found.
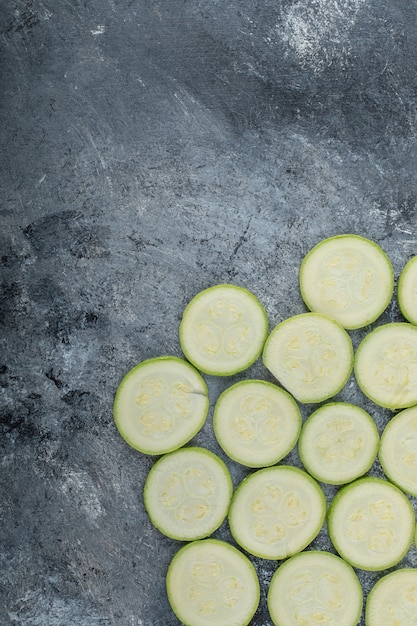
[166,538,260,626]
[262,313,353,404]
[228,465,326,560]
[299,234,394,329]
[398,255,417,325]
[365,568,417,626]
[213,379,302,468]
[113,356,209,455]
[298,402,379,485]
[354,322,417,409]
[179,284,268,376]
[328,477,415,571]
[267,550,363,626]
[144,446,233,541]
[379,404,417,497]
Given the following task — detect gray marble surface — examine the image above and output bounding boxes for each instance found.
[1,1,417,624]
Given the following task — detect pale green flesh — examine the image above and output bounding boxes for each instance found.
[268,550,363,626]
[179,284,268,376]
[354,323,417,409]
[299,234,394,330]
[398,255,417,325]
[166,539,260,626]
[113,356,209,454]
[229,466,326,560]
[262,313,353,404]
[365,569,417,626]
[379,405,417,497]
[298,402,379,484]
[213,380,302,468]
[328,477,415,571]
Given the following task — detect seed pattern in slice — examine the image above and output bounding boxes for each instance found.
[354,323,417,409]
[298,402,379,485]
[262,312,353,403]
[213,380,302,468]
[398,255,417,325]
[166,539,260,626]
[328,477,415,571]
[299,234,394,329]
[113,356,209,455]
[267,550,363,626]
[379,405,417,497]
[144,447,233,541]
[228,465,326,560]
[365,568,417,626]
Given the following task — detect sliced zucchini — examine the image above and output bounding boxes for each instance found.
[354,322,417,409]
[262,313,353,404]
[267,550,363,626]
[166,538,260,626]
[213,380,302,468]
[298,402,379,485]
[144,446,233,541]
[365,568,417,626]
[398,255,417,325]
[113,356,209,455]
[328,477,415,571]
[179,284,268,376]
[299,234,394,329]
[228,465,326,560]
[379,404,417,497]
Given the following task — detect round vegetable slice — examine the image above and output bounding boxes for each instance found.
[213,379,302,468]
[228,465,326,560]
[299,234,394,329]
[398,255,417,325]
[365,568,417,626]
[328,477,415,571]
[179,284,268,376]
[113,356,209,455]
[379,404,417,497]
[298,402,379,485]
[354,322,417,409]
[267,550,363,626]
[262,313,353,404]
[166,538,260,626]
[144,446,233,541]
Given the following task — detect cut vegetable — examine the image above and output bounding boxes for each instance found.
[113,356,209,455]
[267,550,363,626]
[262,312,353,403]
[144,446,232,541]
[228,465,326,560]
[328,477,415,571]
[365,568,417,626]
[379,404,417,497]
[398,255,417,325]
[299,234,394,329]
[179,284,268,376]
[354,322,417,409]
[213,379,302,468]
[298,402,379,485]
[166,538,260,626]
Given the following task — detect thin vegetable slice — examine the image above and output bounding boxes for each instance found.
[365,568,417,626]
[328,477,415,571]
[262,313,353,404]
[113,356,209,455]
[299,234,394,329]
[228,465,326,560]
[379,404,417,497]
[166,539,260,626]
[398,255,417,325]
[267,550,363,626]
[213,380,302,468]
[354,322,417,409]
[179,284,268,376]
[298,402,379,485]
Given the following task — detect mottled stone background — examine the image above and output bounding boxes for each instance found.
[1,1,417,624]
